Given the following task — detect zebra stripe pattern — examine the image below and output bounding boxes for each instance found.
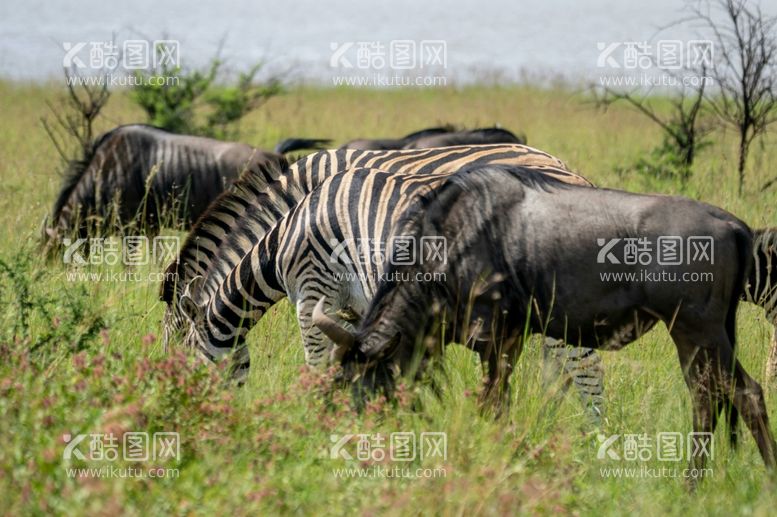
[162,145,583,355]
[164,143,586,333]
[744,228,777,385]
[178,165,605,423]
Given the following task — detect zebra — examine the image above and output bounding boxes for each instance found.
[162,144,577,328]
[176,164,606,423]
[744,228,777,385]
[44,124,319,247]
[162,144,581,345]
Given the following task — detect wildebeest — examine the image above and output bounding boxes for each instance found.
[402,127,527,148]
[44,124,324,246]
[314,164,777,475]
[274,137,332,154]
[339,126,526,150]
[339,126,456,150]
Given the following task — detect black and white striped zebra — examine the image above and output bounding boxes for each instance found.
[177,165,606,422]
[45,124,288,245]
[744,228,777,384]
[162,144,582,343]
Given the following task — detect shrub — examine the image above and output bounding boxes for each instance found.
[131,54,282,140]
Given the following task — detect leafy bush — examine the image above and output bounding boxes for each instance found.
[131,54,282,140]
[618,130,712,186]
[0,249,105,355]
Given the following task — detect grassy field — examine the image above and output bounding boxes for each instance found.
[1,79,777,515]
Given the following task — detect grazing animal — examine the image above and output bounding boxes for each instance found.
[339,126,456,150]
[176,163,605,423]
[162,144,577,344]
[402,127,526,149]
[314,164,777,475]
[44,124,319,245]
[744,228,777,385]
[274,137,332,154]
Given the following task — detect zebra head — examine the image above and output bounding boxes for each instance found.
[177,276,216,359]
[178,276,251,384]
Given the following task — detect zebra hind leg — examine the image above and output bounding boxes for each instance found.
[542,337,605,428]
[766,323,777,390]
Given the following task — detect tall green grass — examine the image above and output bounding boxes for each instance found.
[1,80,777,515]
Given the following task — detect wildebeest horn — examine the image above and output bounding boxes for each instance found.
[312,297,355,361]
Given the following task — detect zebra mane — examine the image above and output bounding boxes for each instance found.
[161,154,291,302]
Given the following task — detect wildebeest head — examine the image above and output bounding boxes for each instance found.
[313,291,439,403]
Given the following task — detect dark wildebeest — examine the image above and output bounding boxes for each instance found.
[402,127,526,149]
[339,126,456,150]
[274,137,332,154]
[44,124,323,247]
[314,164,777,478]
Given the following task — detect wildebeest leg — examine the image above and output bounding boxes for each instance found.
[674,326,777,483]
[728,359,777,469]
[672,330,724,489]
[477,337,522,417]
[718,310,740,449]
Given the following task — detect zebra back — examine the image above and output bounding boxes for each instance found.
[166,143,587,302]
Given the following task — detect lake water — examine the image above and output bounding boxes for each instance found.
[0,0,773,84]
